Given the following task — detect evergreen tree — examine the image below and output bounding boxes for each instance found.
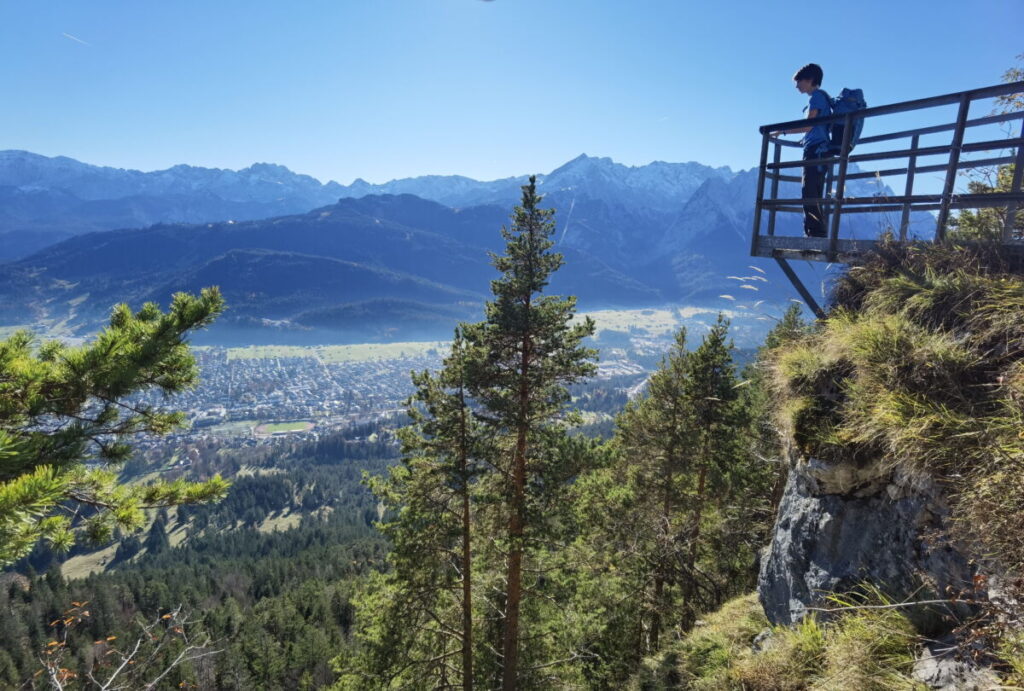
[338,332,486,689]
[742,304,809,512]
[575,316,760,672]
[0,289,229,565]
[613,327,695,654]
[681,315,746,583]
[462,176,596,689]
[144,515,171,555]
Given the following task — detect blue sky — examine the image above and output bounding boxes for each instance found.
[2,0,1020,184]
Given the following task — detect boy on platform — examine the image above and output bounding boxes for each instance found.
[772,63,831,238]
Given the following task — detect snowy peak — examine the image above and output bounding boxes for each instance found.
[330,154,736,212]
[539,153,735,213]
[0,149,735,213]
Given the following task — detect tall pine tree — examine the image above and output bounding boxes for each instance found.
[463,176,596,689]
[340,177,596,689]
[337,331,485,689]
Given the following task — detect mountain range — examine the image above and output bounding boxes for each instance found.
[0,150,925,343]
[0,150,730,262]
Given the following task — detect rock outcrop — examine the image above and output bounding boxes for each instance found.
[758,451,978,630]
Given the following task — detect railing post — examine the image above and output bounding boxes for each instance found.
[767,139,782,236]
[827,113,855,259]
[899,134,920,242]
[935,92,971,242]
[1003,114,1024,242]
[822,161,834,233]
[750,132,771,256]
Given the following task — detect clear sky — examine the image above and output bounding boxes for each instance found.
[2,0,1020,184]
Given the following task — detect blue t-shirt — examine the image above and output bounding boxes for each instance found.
[802,89,832,151]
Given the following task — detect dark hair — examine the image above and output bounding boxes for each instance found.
[793,63,824,87]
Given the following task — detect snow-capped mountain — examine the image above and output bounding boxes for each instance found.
[0,150,736,262]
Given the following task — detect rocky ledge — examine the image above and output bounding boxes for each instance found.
[758,453,978,631]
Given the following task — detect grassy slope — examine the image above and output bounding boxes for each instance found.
[631,593,923,690]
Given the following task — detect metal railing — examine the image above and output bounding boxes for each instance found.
[751,80,1024,264]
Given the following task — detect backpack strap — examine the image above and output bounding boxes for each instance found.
[818,89,832,113]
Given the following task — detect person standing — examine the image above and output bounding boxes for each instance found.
[772,63,832,238]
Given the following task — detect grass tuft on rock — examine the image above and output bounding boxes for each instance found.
[631,592,923,690]
[769,238,1024,574]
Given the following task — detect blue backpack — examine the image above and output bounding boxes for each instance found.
[824,88,867,155]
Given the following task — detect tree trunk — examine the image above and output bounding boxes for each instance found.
[502,333,531,691]
[651,443,675,653]
[689,436,710,565]
[650,576,663,653]
[459,401,474,691]
[502,432,526,690]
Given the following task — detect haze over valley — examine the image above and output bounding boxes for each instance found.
[0,149,918,346]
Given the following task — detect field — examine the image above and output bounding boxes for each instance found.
[255,421,314,435]
[203,419,260,436]
[227,341,449,363]
[257,511,303,534]
[60,508,186,579]
[577,306,741,336]
[219,309,749,364]
[60,544,119,580]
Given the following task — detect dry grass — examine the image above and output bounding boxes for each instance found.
[765,238,1024,680]
[631,592,923,690]
[731,616,827,690]
[629,593,768,690]
[769,239,1024,572]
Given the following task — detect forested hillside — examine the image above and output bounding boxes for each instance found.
[1,423,394,688]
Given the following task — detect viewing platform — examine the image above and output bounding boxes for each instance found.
[751,81,1024,314]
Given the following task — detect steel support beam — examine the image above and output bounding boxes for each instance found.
[775,257,825,319]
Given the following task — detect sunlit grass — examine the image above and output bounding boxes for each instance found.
[255,421,313,434]
[632,592,921,690]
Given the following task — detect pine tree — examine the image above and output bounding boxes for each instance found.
[338,331,485,689]
[586,316,752,658]
[608,328,696,653]
[144,515,170,555]
[463,176,596,689]
[743,304,808,512]
[618,327,692,651]
[681,316,744,581]
[340,177,596,689]
[0,288,229,566]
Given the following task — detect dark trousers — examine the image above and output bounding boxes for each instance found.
[802,146,827,237]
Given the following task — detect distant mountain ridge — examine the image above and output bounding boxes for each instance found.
[337,154,733,211]
[0,150,925,343]
[0,194,661,343]
[0,150,344,204]
[0,150,733,261]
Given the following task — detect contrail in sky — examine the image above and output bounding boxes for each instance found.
[62,33,91,46]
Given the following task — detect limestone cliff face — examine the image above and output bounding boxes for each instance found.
[758,450,978,630]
